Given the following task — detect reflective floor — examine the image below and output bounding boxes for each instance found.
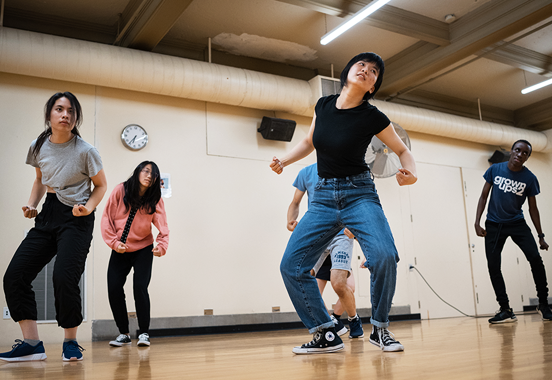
[1,313,551,379]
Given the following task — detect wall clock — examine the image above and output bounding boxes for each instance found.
[121,124,148,151]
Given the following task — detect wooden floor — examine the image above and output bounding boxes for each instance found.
[1,312,551,380]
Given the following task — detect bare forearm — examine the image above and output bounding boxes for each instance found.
[27,179,47,207]
[398,149,417,177]
[280,138,314,168]
[84,184,107,212]
[475,198,486,225]
[287,204,300,226]
[529,207,544,235]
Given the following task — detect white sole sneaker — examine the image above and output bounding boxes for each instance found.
[0,353,47,362]
[292,343,344,354]
[109,341,131,347]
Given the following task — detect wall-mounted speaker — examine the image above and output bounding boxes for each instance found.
[488,150,510,164]
[258,116,296,142]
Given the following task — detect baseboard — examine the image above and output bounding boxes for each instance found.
[92,305,418,341]
[523,297,552,312]
[143,313,421,338]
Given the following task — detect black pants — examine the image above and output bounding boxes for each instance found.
[107,244,154,335]
[485,219,549,308]
[3,193,94,328]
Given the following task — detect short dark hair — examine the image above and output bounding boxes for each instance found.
[511,139,532,156]
[340,52,385,101]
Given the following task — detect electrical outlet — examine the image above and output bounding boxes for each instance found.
[3,307,10,319]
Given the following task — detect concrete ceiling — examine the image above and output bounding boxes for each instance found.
[2,0,552,131]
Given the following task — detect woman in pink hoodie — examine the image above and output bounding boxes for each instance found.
[101,161,169,347]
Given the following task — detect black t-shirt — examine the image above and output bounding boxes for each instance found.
[312,94,390,178]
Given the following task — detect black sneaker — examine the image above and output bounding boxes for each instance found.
[348,315,364,339]
[369,326,404,352]
[109,334,132,347]
[137,333,151,346]
[331,315,348,336]
[292,327,344,354]
[0,340,47,362]
[536,304,552,321]
[488,308,517,324]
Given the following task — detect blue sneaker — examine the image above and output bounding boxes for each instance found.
[62,341,84,362]
[0,339,47,362]
[348,315,364,338]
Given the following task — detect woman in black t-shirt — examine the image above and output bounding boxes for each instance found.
[271,52,417,355]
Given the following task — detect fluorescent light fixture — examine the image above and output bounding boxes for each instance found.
[521,77,552,94]
[320,0,391,45]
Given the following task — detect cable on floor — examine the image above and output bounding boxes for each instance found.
[409,265,479,318]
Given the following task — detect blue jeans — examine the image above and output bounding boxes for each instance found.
[280,171,399,333]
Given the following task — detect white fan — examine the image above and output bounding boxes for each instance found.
[365,122,411,178]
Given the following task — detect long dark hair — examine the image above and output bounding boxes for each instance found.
[123,161,162,214]
[32,92,83,157]
[340,52,385,101]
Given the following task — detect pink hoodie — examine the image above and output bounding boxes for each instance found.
[101,183,169,254]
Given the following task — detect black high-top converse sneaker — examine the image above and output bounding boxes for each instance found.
[369,326,404,352]
[292,327,344,354]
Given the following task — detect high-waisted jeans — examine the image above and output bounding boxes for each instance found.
[280,171,399,333]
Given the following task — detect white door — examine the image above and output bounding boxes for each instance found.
[408,163,476,319]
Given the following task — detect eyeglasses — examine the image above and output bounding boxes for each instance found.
[141,169,158,178]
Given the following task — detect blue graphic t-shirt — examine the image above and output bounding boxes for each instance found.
[484,162,540,223]
[293,163,345,235]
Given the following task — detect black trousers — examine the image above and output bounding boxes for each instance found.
[107,244,154,335]
[3,193,94,328]
[485,219,549,309]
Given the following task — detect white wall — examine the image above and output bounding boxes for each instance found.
[1,71,551,344]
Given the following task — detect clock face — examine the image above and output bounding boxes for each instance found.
[121,124,148,151]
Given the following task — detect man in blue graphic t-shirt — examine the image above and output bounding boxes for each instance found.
[475,140,551,323]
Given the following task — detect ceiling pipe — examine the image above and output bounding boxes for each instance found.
[0,27,549,152]
[372,100,548,152]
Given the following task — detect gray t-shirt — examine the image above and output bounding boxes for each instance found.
[26,135,103,207]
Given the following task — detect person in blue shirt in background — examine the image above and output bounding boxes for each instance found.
[475,139,551,323]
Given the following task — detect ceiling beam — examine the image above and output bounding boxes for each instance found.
[116,0,193,50]
[276,0,450,45]
[478,44,552,77]
[379,0,552,98]
[514,96,552,131]
[2,6,116,44]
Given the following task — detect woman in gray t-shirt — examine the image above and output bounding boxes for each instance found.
[1,92,107,363]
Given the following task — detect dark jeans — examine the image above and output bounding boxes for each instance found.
[3,193,94,328]
[485,219,549,308]
[107,244,154,335]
